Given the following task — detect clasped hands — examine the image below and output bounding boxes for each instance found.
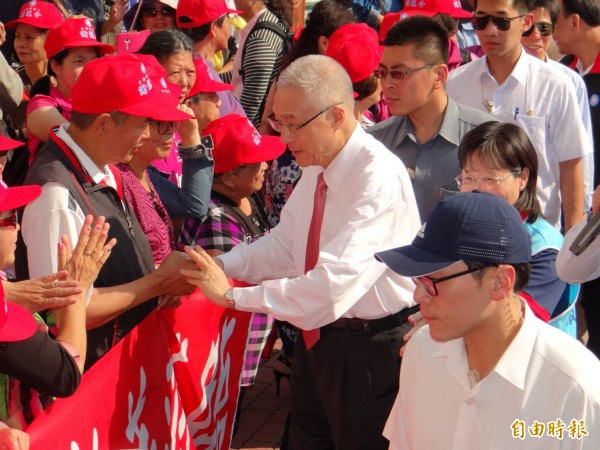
[180,246,231,308]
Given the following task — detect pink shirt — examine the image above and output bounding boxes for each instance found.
[151,130,182,187]
[26,87,72,163]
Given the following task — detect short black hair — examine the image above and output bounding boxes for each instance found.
[474,0,530,14]
[561,0,600,27]
[180,15,227,43]
[384,16,449,65]
[137,29,193,65]
[528,0,559,24]
[466,261,531,293]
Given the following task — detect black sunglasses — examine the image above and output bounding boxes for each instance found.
[472,14,525,31]
[522,22,554,37]
[141,7,175,18]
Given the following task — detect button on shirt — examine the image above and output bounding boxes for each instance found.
[368,97,495,221]
[446,50,592,228]
[384,302,600,450]
[219,124,421,330]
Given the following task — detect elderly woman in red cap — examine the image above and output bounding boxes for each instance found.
[325,23,383,128]
[116,58,233,266]
[180,114,284,407]
[3,1,64,140]
[25,17,113,167]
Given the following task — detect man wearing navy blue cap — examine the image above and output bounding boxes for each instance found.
[376,191,600,450]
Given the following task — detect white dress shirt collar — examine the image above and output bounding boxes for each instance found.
[480,47,529,87]
[323,123,363,194]
[432,299,537,390]
[56,124,116,189]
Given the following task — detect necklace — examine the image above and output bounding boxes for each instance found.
[481,83,494,113]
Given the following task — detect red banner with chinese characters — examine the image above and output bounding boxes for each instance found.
[26,285,252,449]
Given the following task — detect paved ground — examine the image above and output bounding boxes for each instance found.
[230,346,291,450]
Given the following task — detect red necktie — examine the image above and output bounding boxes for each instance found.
[303,173,327,350]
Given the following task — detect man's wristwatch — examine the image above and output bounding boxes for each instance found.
[224,289,236,309]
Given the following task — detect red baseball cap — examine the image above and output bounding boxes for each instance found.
[203,114,285,174]
[5,0,64,30]
[380,1,472,41]
[0,283,37,343]
[0,180,41,212]
[71,54,192,121]
[176,0,241,28]
[326,23,382,84]
[0,136,24,152]
[44,17,114,58]
[186,58,233,99]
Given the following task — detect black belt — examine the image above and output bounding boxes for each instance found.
[321,305,420,333]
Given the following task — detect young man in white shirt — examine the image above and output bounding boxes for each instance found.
[446,0,591,231]
[377,191,600,450]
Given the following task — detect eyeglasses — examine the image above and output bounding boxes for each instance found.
[141,7,175,18]
[267,102,343,135]
[373,64,436,81]
[0,210,17,229]
[149,120,175,136]
[412,265,494,296]
[522,22,554,37]
[472,15,525,31]
[455,171,520,189]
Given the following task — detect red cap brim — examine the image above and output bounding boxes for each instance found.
[0,184,41,211]
[0,136,25,151]
[243,135,286,165]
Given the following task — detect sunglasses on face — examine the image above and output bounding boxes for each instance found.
[472,14,525,31]
[522,22,554,37]
[0,210,17,229]
[141,7,175,18]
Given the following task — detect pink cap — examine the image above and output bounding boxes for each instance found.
[402,0,472,19]
[5,0,64,30]
[44,17,114,58]
[203,114,285,174]
[71,54,192,121]
[326,23,382,84]
[176,0,242,28]
[186,58,234,99]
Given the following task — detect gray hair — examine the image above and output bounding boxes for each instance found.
[276,55,354,113]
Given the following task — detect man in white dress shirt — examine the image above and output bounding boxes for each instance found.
[446,0,591,231]
[377,192,600,450]
[181,55,421,449]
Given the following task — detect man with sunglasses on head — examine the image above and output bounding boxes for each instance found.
[369,15,494,222]
[377,191,600,449]
[179,54,421,449]
[446,0,592,232]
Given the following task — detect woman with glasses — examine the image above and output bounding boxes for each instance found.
[115,61,232,265]
[457,121,578,337]
[124,0,177,34]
